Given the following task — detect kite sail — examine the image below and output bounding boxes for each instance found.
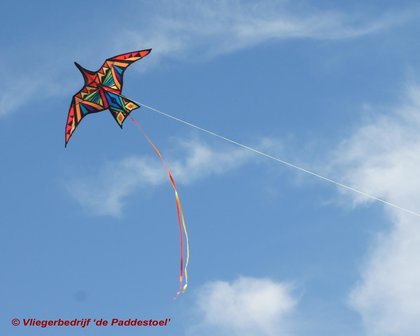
[65,49,189,296]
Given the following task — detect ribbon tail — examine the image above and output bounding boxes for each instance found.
[130,115,189,297]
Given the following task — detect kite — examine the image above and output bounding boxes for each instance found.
[65,49,151,144]
[65,49,189,296]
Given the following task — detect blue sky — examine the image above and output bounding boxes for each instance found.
[2,1,420,335]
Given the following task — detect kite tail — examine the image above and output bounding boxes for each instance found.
[129,115,190,298]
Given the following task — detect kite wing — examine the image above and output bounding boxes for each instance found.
[65,87,107,146]
[99,49,152,92]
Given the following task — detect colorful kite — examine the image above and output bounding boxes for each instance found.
[65,49,151,144]
[65,49,189,296]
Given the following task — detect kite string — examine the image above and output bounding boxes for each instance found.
[129,115,189,297]
[133,101,420,219]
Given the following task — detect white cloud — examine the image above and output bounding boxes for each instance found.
[121,1,411,63]
[190,276,297,336]
[0,75,61,117]
[65,155,163,217]
[350,215,420,336]
[65,138,260,216]
[330,85,420,335]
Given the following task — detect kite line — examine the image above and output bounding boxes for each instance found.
[135,101,420,219]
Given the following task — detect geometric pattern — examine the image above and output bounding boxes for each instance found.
[105,91,140,127]
[65,49,152,146]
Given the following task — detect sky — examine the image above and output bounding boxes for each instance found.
[2,1,420,335]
